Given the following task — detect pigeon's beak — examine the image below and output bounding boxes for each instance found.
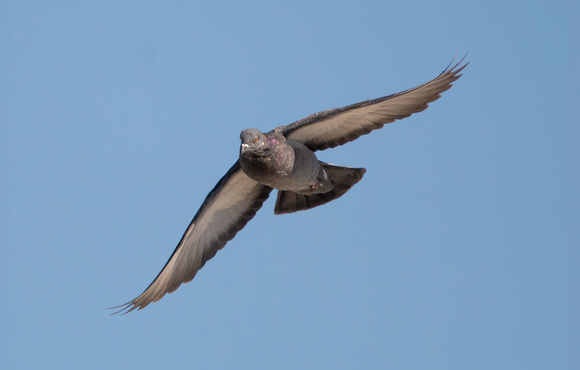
[240,143,249,152]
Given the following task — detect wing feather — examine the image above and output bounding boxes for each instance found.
[275,56,468,151]
[111,162,272,314]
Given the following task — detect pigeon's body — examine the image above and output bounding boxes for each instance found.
[240,129,337,195]
[112,56,468,314]
[239,128,366,214]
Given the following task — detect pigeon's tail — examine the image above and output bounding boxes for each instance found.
[274,163,366,215]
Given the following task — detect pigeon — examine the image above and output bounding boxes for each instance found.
[111,56,468,314]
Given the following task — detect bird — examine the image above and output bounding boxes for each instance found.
[111,56,468,314]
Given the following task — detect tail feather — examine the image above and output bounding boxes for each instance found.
[274,163,366,215]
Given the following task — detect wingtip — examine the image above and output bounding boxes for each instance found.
[107,301,139,316]
[445,52,470,73]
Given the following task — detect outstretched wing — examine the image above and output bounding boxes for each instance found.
[111,162,272,314]
[275,56,468,151]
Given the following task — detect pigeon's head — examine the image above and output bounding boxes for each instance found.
[240,128,269,156]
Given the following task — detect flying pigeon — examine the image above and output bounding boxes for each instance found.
[111,56,468,314]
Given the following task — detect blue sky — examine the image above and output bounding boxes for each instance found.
[4,1,575,369]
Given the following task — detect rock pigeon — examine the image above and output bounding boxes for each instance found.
[111,56,468,314]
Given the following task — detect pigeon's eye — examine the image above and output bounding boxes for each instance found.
[253,137,259,143]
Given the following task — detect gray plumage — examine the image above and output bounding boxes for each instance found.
[111,56,468,314]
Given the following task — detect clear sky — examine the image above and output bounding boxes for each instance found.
[4,1,576,369]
